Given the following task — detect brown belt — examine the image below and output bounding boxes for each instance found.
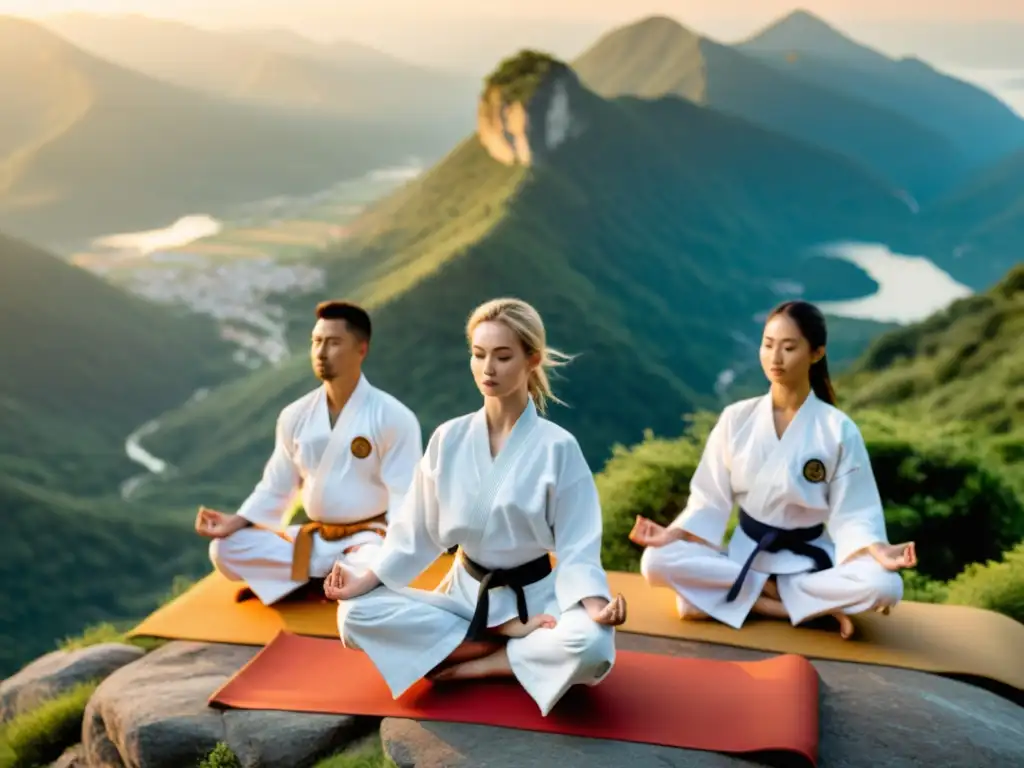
[290,512,387,582]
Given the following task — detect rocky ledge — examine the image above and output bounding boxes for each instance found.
[476,50,585,167]
[1,634,1022,767]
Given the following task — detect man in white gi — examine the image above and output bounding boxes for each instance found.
[194,300,423,605]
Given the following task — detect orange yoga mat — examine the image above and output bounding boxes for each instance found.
[128,556,1024,701]
[129,557,455,645]
[209,631,821,766]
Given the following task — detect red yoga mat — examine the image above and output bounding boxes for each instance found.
[209,631,821,765]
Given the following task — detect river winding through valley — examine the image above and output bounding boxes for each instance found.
[85,162,423,501]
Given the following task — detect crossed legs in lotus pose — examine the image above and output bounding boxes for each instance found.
[426,594,627,682]
[630,516,913,640]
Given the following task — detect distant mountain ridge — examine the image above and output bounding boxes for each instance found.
[737,10,1024,172]
[914,148,1024,288]
[571,15,968,202]
[0,15,466,246]
[134,50,918,516]
[739,10,889,65]
[42,13,479,121]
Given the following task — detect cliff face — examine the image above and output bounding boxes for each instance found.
[476,54,584,167]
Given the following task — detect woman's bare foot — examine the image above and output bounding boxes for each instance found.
[425,639,503,680]
[752,595,789,620]
[494,613,556,639]
[833,612,855,640]
[430,647,512,682]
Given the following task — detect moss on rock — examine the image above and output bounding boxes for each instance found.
[484,49,560,103]
[0,680,98,768]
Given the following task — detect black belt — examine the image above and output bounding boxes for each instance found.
[459,550,552,641]
[725,509,832,603]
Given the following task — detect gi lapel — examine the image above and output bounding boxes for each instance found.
[306,374,373,518]
[463,398,539,548]
[742,392,816,520]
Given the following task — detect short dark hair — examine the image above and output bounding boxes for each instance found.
[315,300,371,342]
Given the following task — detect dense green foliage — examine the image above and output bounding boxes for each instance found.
[596,415,716,573]
[143,74,913,511]
[198,736,391,768]
[841,264,1024,492]
[0,233,235,676]
[484,50,559,103]
[0,481,209,676]
[0,681,97,768]
[858,429,1024,580]
[311,740,392,768]
[0,233,233,472]
[571,15,968,201]
[943,542,1024,623]
[198,744,243,768]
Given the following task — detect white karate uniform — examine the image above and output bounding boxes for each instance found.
[337,398,617,716]
[641,391,903,629]
[209,374,423,604]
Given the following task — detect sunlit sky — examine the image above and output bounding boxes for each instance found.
[3,0,1021,20]
[6,1,1023,30]
[4,0,1024,69]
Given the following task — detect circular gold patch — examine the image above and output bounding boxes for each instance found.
[802,458,826,484]
[350,436,372,459]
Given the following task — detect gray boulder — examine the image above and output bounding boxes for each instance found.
[82,641,367,768]
[0,643,144,723]
[8,631,1020,767]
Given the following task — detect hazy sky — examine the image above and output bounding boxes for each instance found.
[7,1,1023,28]
[5,0,1024,69]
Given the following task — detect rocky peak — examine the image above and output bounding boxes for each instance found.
[477,50,584,166]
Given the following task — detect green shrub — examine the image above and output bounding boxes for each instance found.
[198,742,241,768]
[994,263,1024,299]
[484,50,559,103]
[943,541,1024,623]
[58,623,124,651]
[313,736,393,767]
[0,680,97,768]
[899,570,949,603]
[197,732,394,767]
[56,575,195,656]
[862,434,1024,580]
[596,414,723,572]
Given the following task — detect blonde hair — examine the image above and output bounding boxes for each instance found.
[466,297,573,415]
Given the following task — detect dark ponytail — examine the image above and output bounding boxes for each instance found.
[767,300,837,406]
[809,355,836,405]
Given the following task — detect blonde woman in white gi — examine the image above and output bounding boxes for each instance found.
[325,298,626,716]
